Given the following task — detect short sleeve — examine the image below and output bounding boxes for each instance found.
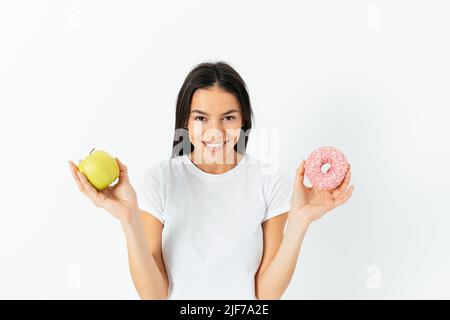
[135,163,165,224]
[262,170,293,222]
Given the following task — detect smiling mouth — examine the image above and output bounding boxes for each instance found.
[202,140,229,151]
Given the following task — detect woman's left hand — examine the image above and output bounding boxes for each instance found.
[290,159,354,224]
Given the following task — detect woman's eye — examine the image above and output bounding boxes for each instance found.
[194,116,235,122]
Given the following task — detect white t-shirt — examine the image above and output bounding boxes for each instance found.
[135,152,293,300]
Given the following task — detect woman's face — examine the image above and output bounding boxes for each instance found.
[187,85,243,164]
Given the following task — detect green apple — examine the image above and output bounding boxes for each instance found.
[77,148,120,191]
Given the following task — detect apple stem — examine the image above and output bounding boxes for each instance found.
[90,147,95,155]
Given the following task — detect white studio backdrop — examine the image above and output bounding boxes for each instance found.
[0,0,449,299]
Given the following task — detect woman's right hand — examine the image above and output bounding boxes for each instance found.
[68,157,138,222]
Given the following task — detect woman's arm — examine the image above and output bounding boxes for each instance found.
[255,210,310,300]
[121,211,168,300]
[255,160,353,299]
[69,159,168,299]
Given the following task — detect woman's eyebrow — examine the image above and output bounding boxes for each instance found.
[190,109,239,116]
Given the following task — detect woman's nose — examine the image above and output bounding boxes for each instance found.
[202,125,226,142]
[202,118,225,132]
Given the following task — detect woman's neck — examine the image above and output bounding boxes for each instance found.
[188,152,244,175]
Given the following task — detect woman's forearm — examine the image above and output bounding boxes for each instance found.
[120,213,168,299]
[256,209,310,299]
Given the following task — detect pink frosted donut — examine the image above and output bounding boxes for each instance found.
[304,146,349,190]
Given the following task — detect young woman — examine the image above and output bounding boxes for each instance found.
[68,61,354,300]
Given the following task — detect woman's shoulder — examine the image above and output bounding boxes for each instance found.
[141,154,185,178]
[245,153,291,181]
[245,153,293,212]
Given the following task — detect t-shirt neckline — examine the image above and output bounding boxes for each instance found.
[182,153,247,182]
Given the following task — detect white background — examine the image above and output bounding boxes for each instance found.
[1,0,449,299]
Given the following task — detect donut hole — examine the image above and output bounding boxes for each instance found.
[321,162,331,174]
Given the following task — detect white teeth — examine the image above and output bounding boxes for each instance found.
[204,141,226,148]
